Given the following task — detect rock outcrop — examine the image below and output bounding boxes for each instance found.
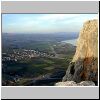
[55,81,95,86]
[62,19,98,85]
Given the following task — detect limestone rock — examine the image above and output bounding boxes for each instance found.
[77,81,95,86]
[55,81,95,86]
[55,81,77,86]
[62,19,98,85]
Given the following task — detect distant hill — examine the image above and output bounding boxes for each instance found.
[2,32,78,52]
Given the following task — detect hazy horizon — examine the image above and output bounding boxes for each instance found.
[2,14,97,34]
[2,32,79,35]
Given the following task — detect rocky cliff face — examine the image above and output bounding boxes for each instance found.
[62,19,98,85]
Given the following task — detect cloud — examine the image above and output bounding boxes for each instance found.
[2,14,98,34]
[39,14,78,20]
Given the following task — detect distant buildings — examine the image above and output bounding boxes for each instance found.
[2,49,55,61]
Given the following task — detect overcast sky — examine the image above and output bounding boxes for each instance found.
[2,14,97,34]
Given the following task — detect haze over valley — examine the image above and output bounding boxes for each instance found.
[2,32,78,86]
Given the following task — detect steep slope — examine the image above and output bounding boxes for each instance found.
[61,19,98,85]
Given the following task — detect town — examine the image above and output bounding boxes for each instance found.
[2,49,56,62]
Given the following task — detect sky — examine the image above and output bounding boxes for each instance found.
[2,14,98,34]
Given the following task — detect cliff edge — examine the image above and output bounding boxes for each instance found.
[58,19,98,86]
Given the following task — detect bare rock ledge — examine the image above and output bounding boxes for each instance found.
[55,81,95,86]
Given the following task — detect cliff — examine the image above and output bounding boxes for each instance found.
[57,19,98,86]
